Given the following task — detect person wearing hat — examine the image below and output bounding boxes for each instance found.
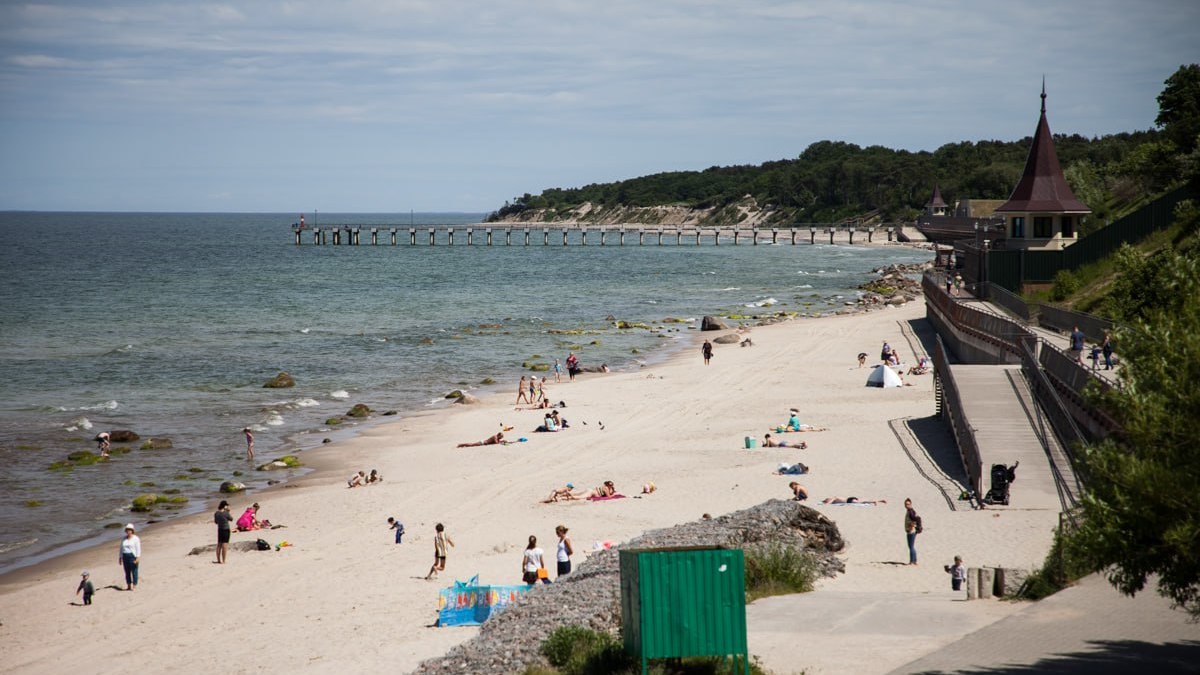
[76,571,94,605]
[117,524,141,590]
[541,483,578,503]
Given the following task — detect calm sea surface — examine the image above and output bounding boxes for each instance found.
[0,212,928,573]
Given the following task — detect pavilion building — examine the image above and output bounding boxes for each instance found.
[995,84,1090,250]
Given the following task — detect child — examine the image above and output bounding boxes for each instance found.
[424,523,454,579]
[76,571,94,605]
[945,555,967,592]
[387,517,405,544]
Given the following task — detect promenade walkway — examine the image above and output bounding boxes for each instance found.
[948,365,1074,509]
[890,573,1200,674]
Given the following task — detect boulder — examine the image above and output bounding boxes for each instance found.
[382,410,399,416]
[140,438,173,450]
[444,390,465,399]
[219,481,246,493]
[263,372,295,388]
[345,403,371,418]
[713,333,741,345]
[109,430,140,443]
[454,393,480,405]
[701,316,729,331]
[887,294,907,306]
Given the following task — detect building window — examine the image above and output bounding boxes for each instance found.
[1011,216,1025,238]
[1062,216,1074,238]
[1034,216,1053,238]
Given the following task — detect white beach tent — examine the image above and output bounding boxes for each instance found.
[866,364,903,388]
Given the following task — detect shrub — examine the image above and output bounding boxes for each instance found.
[1017,524,1090,601]
[744,543,819,602]
[1051,269,1081,301]
[540,626,631,675]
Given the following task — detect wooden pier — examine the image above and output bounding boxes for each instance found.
[292,224,906,246]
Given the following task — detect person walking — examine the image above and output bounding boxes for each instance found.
[904,498,922,566]
[701,339,713,366]
[118,524,141,590]
[522,535,550,585]
[425,523,454,580]
[945,555,967,593]
[516,376,530,405]
[1070,326,1086,364]
[214,500,233,564]
[1101,331,1114,370]
[555,525,574,578]
[243,427,254,461]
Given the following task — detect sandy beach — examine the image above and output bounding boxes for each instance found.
[0,301,1060,674]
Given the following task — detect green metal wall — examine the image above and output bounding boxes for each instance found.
[620,547,748,662]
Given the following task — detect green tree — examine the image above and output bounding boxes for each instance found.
[1068,247,1200,618]
[1156,64,1200,155]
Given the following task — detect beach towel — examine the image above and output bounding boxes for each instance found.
[587,494,627,501]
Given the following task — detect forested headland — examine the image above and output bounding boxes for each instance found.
[489,77,1191,233]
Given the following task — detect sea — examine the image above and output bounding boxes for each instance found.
[0,212,929,574]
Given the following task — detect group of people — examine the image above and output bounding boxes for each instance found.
[542,480,619,502]
[535,410,569,432]
[520,526,574,585]
[1070,325,1116,371]
[348,469,383,488]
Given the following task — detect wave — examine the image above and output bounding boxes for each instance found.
[745,297,778,308]
[65,416,93,431]
[720,287,741,291]
[50,400,119,413]
[104,344,135,355]
[795,284,813,289]
[299,328,310,334]
[330,390,349,399]
[0,538,38,555]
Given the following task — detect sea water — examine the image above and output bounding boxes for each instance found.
[0,212,928,573]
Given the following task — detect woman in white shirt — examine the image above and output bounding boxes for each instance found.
[521,535,550,585]
[118,524,141,590]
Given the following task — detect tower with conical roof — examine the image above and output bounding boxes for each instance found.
[995,82,1090,250]
[924,184,949,217]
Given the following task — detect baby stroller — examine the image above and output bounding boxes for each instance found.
[984,461,1018,505]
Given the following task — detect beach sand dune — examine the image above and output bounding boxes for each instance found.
[0,303,1058,674]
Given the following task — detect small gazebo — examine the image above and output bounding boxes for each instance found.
[924,184,949,217]
[995,83,1090,250]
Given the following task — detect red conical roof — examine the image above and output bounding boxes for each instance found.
[926,184,948,209]
[995,86,1090,214]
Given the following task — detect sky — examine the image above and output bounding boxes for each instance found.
[1,1,1198,212]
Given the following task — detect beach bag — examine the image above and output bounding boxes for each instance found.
[536,567,549,580]
[256,538,270,551]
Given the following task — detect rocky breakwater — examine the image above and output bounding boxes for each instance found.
[851,261,934,311]
[414,499,844,675]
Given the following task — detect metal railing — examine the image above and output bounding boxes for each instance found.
[924,271,1037,361]
[1036,304,1114,344]
[1017,337,1086,508]
[933,335,982,497]
[980,282,1038,322]
[1038,341,1122,441]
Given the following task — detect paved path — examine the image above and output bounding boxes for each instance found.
[948,365,1072,510]
[890,573,1200,674]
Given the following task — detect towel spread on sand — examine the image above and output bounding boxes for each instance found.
[587,494,627,501]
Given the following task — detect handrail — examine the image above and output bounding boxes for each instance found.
[933,335,982,497]
[1018,337,1085,509]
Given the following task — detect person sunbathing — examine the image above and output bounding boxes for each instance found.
[774,462,809,475]
[907,356,930,375]
[821,496,886,505]
[542,483,579,503]
[789,482,809,501]
[457,431,506,447]
[763,434,806,449]
[588,481,616,498]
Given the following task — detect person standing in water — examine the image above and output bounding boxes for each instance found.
[242,427,254,461]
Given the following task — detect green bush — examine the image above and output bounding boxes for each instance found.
[1017,525,1090,601]
[541,626,631,675]
[1051,269,1081,301]
[744,543,819,602]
